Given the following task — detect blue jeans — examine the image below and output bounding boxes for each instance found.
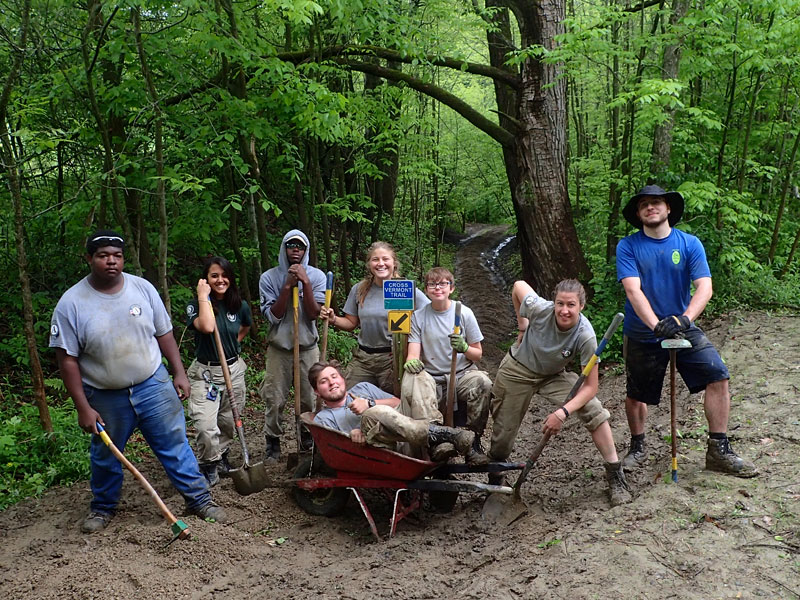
[84,364,210,514]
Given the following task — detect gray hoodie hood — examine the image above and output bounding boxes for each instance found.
[278,229,311,272]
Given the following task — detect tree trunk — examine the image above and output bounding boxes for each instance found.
[0,0,52,433]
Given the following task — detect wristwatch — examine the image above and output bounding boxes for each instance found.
[367,398,376,408]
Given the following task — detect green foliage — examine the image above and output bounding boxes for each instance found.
[0,403,90,510]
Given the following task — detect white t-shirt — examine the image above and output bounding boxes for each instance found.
[49,274,172,389]
[409,301,483,375]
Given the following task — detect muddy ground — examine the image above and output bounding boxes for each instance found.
[2,225,800,599]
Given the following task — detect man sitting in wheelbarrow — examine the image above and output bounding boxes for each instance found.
[310,360,475,461]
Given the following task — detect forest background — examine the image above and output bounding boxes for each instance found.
[1,0,799,509]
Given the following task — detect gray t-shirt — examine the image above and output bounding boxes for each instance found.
[343,281,429,348]
[409,302,483,376]
[49,274,172,389]
[313,381,393,432]
[513,292,597,375]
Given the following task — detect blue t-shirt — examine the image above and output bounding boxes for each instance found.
[616,228,711,342]
[313,382,394,433]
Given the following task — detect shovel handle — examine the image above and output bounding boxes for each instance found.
[95,423,182,528]
[320,271,334,362]
[445,302,462,427]
[209,304,251,467]
[293,286,302,448]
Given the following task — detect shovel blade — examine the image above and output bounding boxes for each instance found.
[230,462,269,496]
[481,492,528,527]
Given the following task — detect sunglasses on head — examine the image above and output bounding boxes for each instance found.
[286,241,306,249]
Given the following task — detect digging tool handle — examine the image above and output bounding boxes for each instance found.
[320,271,334,361]
[513,431,552,497]
[445,301,462,427]
[95,422,182,528]
[670,348,678,482]
[210,312,251,467]
[293,286,302,449]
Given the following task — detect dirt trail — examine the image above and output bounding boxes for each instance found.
[2,229,800,599]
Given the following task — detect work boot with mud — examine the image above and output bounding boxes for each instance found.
[218,450,233,478]
[705,437,758,478]
[430,442,457,462]
[465,434,490,467]
[605,461,633,507]
[199,460,220,487]
[188,500,228,523]
[300,427,314,451]
[81,511,113,533]
[265,436,281,461]
[621,438,648,472]
[427,425,475,458]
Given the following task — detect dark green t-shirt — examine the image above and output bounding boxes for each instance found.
[186,299,252,363]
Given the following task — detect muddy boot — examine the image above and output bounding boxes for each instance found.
[187,500,228,523]
[427,425,475,457]
[300,427,314,451]
[705,437,758,478]
[621,437,648,472]
[605,461,632,507]
[81,511,113,534]
[218,450,233,478]
[199,460,220,487]
[430,442,457,462]
[465,434,490,467]
[265,436,281,461]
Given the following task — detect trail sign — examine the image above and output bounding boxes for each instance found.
[383,280,415,310]
[388,310,412,334]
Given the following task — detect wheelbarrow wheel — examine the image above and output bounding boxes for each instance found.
[291,455,349,517]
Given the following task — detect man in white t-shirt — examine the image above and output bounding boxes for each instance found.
[49,230,226,533]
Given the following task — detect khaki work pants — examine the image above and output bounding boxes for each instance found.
[259,344,319,438]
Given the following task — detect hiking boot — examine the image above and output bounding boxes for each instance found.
[300,427,314,452]
[430,442,458,462]
[199,460,220,487]
[188,501,228,523]
[705,438,758,478]
[427,425,475,457]
[218,450,233,478]
[621,438,648,472]
[265,436,281,461]
[605,461,633,507]
[81,511,113,534]
[466,435,490,467]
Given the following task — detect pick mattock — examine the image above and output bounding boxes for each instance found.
[208,305,269,495]
[445,301,462,427]
[482,312,625,526]
[94,422,190,542]
[661,337,692,483]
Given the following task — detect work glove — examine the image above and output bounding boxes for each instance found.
[403,359,424,374]
[653,314,691,338]
[449,334,469,354]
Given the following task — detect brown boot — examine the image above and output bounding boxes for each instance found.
[605,461,632,507]
[706,437,758,478]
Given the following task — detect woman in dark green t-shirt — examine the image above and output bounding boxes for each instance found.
[185,257,252,486]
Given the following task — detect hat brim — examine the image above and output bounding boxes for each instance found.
[622,191,684,229]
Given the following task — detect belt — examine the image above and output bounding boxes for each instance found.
[203,355,238,367]
[359,344,392,354]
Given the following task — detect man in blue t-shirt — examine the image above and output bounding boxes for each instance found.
[616,185,756,477]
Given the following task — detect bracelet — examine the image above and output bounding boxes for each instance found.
[333,315,337,327]
[560,406,570,419]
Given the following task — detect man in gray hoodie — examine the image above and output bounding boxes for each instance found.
[258,230,326,460]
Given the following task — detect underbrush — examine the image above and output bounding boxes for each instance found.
[0,402,90,510]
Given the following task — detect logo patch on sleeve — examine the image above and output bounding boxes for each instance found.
[51,324,59,337]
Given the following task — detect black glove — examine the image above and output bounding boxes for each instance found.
[653,314,691,338]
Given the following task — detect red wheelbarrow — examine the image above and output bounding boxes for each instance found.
[291,413,522,540]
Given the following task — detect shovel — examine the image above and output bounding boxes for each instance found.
[662,337,692,483]
[287,285,308,471]
[445,301,462,427]
[482,312,624,526]
[94,422,190,542]
[209,308,268,496]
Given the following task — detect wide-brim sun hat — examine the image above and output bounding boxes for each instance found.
[622,185,684,229]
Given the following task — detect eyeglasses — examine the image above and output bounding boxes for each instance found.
[426,281,452,289]
[286,242,306,250]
